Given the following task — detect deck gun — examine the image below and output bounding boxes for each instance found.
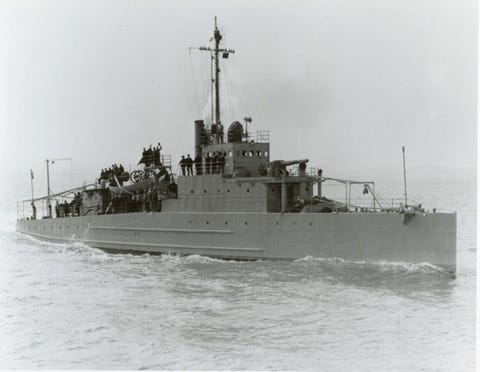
[268,159,309,177]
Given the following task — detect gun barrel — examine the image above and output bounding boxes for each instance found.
[282,159,309,166]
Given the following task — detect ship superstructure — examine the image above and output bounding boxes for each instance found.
[16,19,457,275]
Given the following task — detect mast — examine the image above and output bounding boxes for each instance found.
[197,17,235,143]
[30,169,34,202]
[214,17,221,134]
[402,146,408,207]
[46,159,51,218]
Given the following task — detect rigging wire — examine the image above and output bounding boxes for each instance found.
[188,48,201,117]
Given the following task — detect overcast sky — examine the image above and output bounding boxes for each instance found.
[0,0,476,189]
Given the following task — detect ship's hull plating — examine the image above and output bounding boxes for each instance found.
[17,212,456,273]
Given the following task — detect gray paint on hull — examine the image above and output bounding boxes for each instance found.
[17,211,456,273]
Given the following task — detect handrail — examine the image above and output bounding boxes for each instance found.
[20,183,96,203]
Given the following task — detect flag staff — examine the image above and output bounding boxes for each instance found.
[402,146,408,207]
[30,169,36,220]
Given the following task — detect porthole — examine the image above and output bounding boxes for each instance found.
[206,221,209,225]
[204,189,207,193]
[217,189,221,193]
[225,221,228,225]
[191,190,194,193]
[247,189,250,192]
[276,221,279,226]
[227,189,230,193]
[244,221,248,226]
[309,222,313,226]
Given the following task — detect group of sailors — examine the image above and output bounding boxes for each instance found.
[179,152,226,175]
[99,164,125,183]
[106,185,175,214]
[139,144,163,167]
[55,192,83,218]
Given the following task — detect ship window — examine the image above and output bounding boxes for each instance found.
[244,221,248,225]
[309,222,313,226]
[247,189,250,192]
[217,189,221,193]
[249,151,254,157]
[242,151,247,157]
[191,190,194,193]
[228,151,232,157]
[271,188,275,192]
[257,151,262,157]
[264,151,269,157]
[204,189,207,193]
[227,189,230,193]
[206,221,209,224]
[225,221,228,225]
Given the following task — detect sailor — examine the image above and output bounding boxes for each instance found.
[212,152,219,174]
[194,154,202,175]
[205,154,211,174]
[63,200,70,217]
[141,191,147,212]
[146,146,153,166]
[218,123,224,143]
[218,152,225,174]
[31,202,36,220]
[186,155,193,175]
[179,155,186,175]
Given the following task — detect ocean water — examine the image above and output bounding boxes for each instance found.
[0,169,475,371]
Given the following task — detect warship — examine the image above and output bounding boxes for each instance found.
[16,19,456,274]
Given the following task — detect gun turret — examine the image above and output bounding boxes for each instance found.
[268,159,309,177]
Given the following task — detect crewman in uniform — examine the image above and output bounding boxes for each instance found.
[186,155,193,175]
[205,154,211,174]
[31,202,37,220]
[194,154,202,175]
[179,155,186,175]
[218,152,225,174]
[212,152,219,174]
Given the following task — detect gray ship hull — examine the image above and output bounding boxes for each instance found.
[17,211,456,274]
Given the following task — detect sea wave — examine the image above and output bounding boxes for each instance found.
[294,256,452,277]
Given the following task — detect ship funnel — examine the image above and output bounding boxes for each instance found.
[194,120,205,157]
[227,121,243,143]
